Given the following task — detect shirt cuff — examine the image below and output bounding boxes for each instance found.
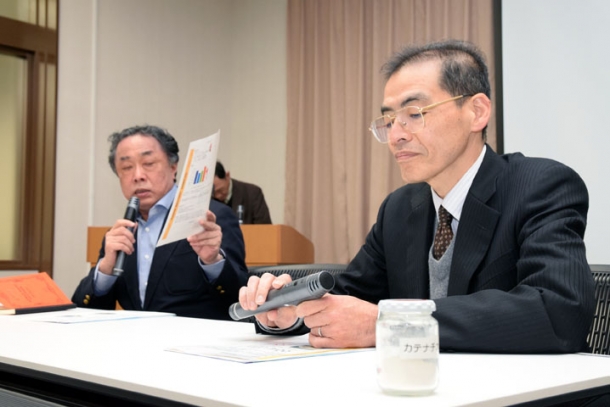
[93,261,118,296]
[255,317,305,334]
[198,249,226,282]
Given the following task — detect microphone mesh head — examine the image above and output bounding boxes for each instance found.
[306,271,335,291]
[130,196,140,208]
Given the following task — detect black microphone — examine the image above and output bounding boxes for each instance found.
[228,271,335,321]
[112,197,140,277]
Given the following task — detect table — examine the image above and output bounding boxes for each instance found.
[0,310,609,406]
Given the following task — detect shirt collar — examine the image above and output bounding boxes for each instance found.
[431,145,486,221]
[224,178,233,204]
[139,184,177,221]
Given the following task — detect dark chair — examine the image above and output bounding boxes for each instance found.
[588,265,610,355]
[248,263,347,280]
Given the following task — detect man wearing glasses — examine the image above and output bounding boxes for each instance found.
[240,40,595,353]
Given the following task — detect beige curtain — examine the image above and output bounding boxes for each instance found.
[285,0,495,263]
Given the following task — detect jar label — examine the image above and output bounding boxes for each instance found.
[394,337,439,359]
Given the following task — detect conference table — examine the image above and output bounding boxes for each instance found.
[0,309,609,407]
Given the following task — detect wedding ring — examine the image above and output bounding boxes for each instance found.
[318,326,323,338]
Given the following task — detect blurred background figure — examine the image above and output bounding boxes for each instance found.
[213,161,272,224]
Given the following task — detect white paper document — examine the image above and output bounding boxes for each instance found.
[13,308,175,324]
[157,130,220,246]
[166,335,373,363]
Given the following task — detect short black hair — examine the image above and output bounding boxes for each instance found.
[215,161,227,179]
[381,39,490,99]
[107,125,179,174]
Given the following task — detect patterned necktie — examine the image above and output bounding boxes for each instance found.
[433,206,454,260]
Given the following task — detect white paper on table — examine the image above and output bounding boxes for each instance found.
[13,308,176,324]
[157,130,220,247]
[166,335,373,363]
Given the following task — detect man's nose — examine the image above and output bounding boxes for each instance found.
[388,119,414,144]
[133,165,146,181]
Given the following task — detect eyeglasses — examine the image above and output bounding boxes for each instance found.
[369,95,471,143]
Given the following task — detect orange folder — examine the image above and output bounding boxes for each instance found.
[0,272,75,315]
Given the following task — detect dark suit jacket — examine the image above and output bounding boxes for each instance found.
[335,147,595,353]
[72,200,248,320]
[228,178,272,224]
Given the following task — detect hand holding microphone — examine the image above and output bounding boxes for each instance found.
[229,271,335,320]
[112,197,140,277]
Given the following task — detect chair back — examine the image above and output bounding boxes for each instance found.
[588,264,610,355]
[248,263,347,280]
[87,226,110,264]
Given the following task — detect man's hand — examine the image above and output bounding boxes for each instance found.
[238,273,298,328]
[187,210,223,264]
[98,219,137,275]
[297,294,378,348]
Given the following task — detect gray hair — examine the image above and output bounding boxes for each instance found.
[107,125,179,174]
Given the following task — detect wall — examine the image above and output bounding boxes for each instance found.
[229,3,286,223]
[55,0,287,296]
[502,0,610,264]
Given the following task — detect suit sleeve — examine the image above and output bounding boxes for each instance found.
[210,200,249,300]
[71,237,118,310]
[333,197,392,303]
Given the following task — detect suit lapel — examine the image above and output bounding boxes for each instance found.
[448,147,503,295]
[404,185,435,298]
[142,208,175,310]
[143,242,176,309]
[123,241,142,310]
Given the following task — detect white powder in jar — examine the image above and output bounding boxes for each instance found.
[377,357,438,395]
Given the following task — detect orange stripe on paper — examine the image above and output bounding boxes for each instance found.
[162,149,195,240]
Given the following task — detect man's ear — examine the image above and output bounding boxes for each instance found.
[470,94,491,133]
[226,170,231,180]
[171,163,178,182]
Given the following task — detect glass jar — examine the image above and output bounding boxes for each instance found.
[376,299,439,396]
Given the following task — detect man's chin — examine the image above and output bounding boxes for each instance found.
[400,167,414,184]
[400,170,422,185]
[134,196,153,212]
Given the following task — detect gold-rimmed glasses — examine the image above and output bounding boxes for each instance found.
[369,95,471,143]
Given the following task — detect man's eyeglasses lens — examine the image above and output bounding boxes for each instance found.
[369,95,470,143]
[371,107,424,143]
